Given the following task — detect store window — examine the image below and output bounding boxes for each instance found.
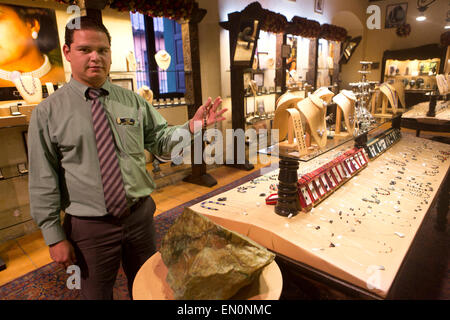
[130,12,185,98]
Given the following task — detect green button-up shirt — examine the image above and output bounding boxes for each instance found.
[28,77,192,246]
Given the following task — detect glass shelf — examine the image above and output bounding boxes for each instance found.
[110,70,188,74]
[259,118,390,163]
[0,163,28,180]
[244,92,279,98]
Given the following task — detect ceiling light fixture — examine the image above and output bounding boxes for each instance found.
[416,12,426,21]
[416,0,436,22]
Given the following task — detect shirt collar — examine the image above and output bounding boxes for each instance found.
[68,76,111,100]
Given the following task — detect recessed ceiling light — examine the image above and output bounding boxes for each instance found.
[416,13,426,22]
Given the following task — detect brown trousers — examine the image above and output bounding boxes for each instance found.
[63,196,156,300]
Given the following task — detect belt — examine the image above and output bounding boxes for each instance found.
[71,196,149,222]
[125,196,148,216]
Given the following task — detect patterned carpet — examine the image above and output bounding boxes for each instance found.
[0,163,448,300]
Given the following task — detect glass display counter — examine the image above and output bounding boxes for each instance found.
[188,114,450,298]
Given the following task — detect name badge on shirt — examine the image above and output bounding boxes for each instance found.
[116,117,135,125]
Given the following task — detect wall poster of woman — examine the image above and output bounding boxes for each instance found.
[0,4,65,89]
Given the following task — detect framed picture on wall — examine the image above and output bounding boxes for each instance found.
[385,3,408,28]
[0,3,65,100]
[314,0,324,14]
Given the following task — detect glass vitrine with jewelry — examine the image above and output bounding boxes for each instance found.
[380,44,446,107]
[316,39,340,90]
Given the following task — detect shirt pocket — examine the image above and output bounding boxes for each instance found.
[117,122,144,155]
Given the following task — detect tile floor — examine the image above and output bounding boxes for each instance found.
[0,160,272,287]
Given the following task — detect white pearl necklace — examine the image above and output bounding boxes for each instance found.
[0,54,51,82]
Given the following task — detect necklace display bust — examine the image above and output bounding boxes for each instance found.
[297,93,329,148]
[13,75,43,104]
[126,51,137,72]
[273,91,305,142]
[313,86,334,104]
[333,90,356,136]
[155,50,171,71]
[379,83,398,113]
[137,85,153,104]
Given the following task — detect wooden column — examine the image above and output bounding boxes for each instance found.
[306,38,318,89]
[181,20,217,187]
[332,41,341,90]
[226,12,254,171]
[275,33,286,94]
[229,66,254,170]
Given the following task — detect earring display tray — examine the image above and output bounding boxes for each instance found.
[362,127,402,160]
[188,133,450,298]
[297,148,369,211]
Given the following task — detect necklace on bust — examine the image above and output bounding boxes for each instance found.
[0,54,51,83]
[19,76,37,95]
[13,75,43,104]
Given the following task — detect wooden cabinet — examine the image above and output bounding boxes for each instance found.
[0,115,36,243]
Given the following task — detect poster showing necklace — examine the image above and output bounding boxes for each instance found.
[0,4,65,91]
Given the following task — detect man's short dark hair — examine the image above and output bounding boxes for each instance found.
[65,16,111,47]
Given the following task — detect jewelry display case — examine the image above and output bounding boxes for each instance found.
[186,116,450,299]
[380,44,447,108]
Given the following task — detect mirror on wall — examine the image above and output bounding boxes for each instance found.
[340,36,361,64]
[286,35,311,87]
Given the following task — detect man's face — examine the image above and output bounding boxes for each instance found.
[63,29,111,87]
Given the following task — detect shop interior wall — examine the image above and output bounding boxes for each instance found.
[332,10,365,89]
[215,0,368,132]
[363,0,448,82]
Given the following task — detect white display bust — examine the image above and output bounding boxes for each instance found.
[297,93,328,148]
[154,50,171,71]
[138,85,153,103]
[126,51,137,72]
[333,90,356,136]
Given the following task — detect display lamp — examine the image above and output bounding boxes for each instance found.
[416,0,436,22]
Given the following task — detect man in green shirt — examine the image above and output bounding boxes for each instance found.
[28,16,226,299]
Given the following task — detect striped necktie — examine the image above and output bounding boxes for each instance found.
[87,87,128,218]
